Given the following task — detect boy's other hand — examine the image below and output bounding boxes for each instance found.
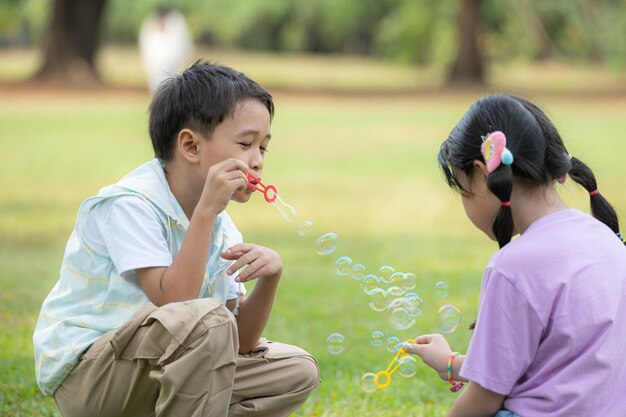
[403,334,453,381]
[222,243,283,282]
[199,158,249,216]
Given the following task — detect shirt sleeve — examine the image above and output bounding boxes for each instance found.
[227,274,245,300]
[459,267,544,395]
[219,213,246,300]
[98,196,173,277]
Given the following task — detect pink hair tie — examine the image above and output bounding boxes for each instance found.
[501,201,511,207]
[589,189,600,196]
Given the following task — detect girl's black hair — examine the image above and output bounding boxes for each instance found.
[438,94,624,248]
[148,60,275,161]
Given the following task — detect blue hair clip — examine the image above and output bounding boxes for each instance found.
[617,232,624,242]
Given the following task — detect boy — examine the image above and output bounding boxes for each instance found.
[33,62,320,417]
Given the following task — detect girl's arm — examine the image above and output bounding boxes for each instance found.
[447,382,505,417]
[404,335,505,417]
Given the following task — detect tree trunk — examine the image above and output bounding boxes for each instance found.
[34,0,108,85]
[448,0,484,85]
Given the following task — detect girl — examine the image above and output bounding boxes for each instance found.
[404,95,626,417]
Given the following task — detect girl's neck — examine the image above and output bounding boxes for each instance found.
[511,183,569,235]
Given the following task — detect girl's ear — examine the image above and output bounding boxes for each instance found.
[472,160,489,179]
[177,129,201,164]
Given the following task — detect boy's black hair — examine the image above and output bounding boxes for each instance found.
[148,61,275,161]
[438,94,623,248]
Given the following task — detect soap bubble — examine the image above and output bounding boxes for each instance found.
[296,220,313,236]
[398,356,418,378]
[388,272,405,286]
[351,264,367,280]
[401,273,417,291]
[386,336,401,352]
[388,306,416,331]
[334,256,353,276]
[438,304,462,334]
[435,281,449,298]
[378,266,395,283]
[273,195,298,222]
[386,286,405,297]
[404,292,423,316]
[316,233,338,255]
[387,295,422,318]
[362,274,381,294]
[370,330,385,347]
[360,372,377,393]
[326,333,346,354]
[367,288,388,312]
[387,297,404,310]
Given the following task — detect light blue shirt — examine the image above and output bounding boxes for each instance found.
[33,159,243,396]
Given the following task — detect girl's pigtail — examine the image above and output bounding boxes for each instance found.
[487,165,514,248]
[569,156,625,246]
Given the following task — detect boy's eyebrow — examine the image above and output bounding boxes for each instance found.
[237,128,271,140]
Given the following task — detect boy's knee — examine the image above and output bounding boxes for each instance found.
[289,354,320,391]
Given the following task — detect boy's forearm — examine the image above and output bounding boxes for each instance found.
[235,273,280,353]
[152,209,216,305]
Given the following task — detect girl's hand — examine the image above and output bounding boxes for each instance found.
[221,243,283,282]
[403,334,453,381]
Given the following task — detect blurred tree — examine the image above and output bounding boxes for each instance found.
[577,0,604,63]
[34,0,108,84]
[449,0,484,84]
[520,0,558,61]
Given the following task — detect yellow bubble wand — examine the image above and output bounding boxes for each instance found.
[373,338,415,390]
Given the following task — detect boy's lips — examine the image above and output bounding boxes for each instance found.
[247,174,261,191]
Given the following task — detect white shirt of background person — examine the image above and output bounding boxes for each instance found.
[139,7,194,93]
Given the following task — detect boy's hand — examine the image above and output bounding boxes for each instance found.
[403,334,453,381]
[198,158,249,216]
[222,243,283,282]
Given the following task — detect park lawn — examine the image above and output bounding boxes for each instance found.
[1,83,625,417]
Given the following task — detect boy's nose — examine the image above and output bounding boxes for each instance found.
[249,149,264,171]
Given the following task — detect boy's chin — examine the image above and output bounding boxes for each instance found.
[232,190,253,203]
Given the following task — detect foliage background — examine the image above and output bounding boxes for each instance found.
[2,0,626,68]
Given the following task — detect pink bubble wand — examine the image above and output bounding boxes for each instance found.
[247,172,298,222]
[247,172,277,203]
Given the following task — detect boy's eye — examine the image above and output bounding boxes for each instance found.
[260,146,269,154]
[238,142,252,149]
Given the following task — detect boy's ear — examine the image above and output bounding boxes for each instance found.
[177,129,201,163]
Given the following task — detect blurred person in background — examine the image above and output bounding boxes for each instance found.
[139,5,194,93]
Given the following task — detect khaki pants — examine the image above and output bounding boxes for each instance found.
[55,299,320,417]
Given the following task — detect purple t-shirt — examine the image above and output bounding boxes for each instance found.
[460,209,626,417]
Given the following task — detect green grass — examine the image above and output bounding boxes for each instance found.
[1,53,626,416]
